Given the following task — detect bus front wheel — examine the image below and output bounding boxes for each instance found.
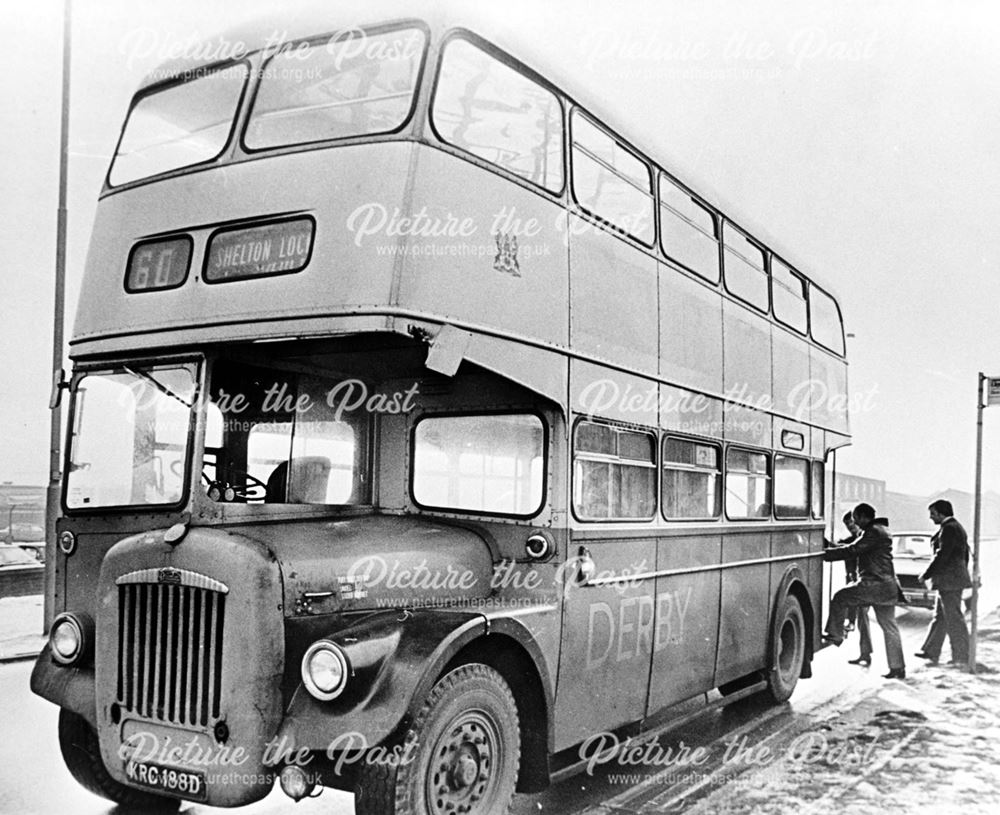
[354,663,521,815]
[765,593,806,703]
[58,709,180,812]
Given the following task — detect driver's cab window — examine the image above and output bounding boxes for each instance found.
[204,360,371,505]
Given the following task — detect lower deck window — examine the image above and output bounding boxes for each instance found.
[662,437,721,520]
[811,460,825,519]
[774,455,809,519]
[725,448,771,519]
[573,421,656,521]
[412,414,545,516]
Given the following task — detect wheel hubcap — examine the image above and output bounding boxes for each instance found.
[449,750,479,789]
[778,616,800,679]
[428,711,499,813]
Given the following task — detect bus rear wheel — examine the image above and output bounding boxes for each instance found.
[354,663,520,815]
[58,709,180,812]
[765,593,805,703]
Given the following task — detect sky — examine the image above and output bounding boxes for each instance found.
[2,0,1000,501]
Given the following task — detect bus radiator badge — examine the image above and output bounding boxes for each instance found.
[493,232,521,277]
[157,568,182,585]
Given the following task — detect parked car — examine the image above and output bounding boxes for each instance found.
[893,531,937,608]
[893,530,972,610]
[0,544,38,568]
[0,522,45,542]
[16,542,45,562]
[0,543,44,598]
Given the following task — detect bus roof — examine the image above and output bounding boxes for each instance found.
[137,0,841,299]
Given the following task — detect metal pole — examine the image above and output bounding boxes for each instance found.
[44,0,72,634]
[825,449,838,608]
[969,372,985,674]
[6,504,16,544]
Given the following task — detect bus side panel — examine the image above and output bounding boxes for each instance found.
[769,525,817,625]
[659,384,724,439]
[569,362,658,427]
[715,531,770,684]
[659,263,723,396]
[722,299,772,430]
[553,535,657,751]
[773,326,812,423]
[807,528,826,650]
[568,215,659,374]
[809,348,850,435]
[647,532,722,713]
[397,146,570,348]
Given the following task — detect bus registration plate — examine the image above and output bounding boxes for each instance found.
[124,759,206,801]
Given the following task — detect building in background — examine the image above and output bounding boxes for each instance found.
[0,484,45,543]
[881,486,999,538]
[832,474,999,539]
[833,472,886,530]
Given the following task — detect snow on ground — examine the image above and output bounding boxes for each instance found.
[685,621,1000,815]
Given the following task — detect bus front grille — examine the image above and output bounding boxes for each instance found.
[116,582,225,727]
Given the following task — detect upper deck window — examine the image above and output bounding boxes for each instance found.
[722,223,769,312]
[432,38,564,193]
[658,174,720,282]
[110,65,248,186]
[810,284,846,355]
[571,111,655,245]
[771,257,808,334]
[244,27,426,150]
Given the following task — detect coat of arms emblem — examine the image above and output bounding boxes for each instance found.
[493,232,521,277]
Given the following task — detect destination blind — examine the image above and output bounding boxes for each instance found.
[204,217,314,283]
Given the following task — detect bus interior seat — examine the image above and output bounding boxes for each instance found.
[265,456,332,503]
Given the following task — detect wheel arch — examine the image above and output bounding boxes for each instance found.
[278,605,556,795]
[439,630,553,793]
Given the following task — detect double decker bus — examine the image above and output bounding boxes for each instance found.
[33,4,849,813]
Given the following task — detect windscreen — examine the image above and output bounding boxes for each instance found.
[65,363,198,509]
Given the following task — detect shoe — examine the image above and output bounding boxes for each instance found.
[844,623,855,633]
[847,656,871,666]
[947,659,969,667]
[822,635,843,647]
[914,651,939,664]
[883,668,906,679]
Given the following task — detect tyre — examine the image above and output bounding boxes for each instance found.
[765,593,806,703]
[58,709,180,812]
[354,663,520,815]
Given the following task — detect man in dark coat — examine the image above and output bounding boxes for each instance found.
[823,503,906,678]
[915,499,972,667]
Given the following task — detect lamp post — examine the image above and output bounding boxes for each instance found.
[970,372,1000,673]
[45,0,72,633]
